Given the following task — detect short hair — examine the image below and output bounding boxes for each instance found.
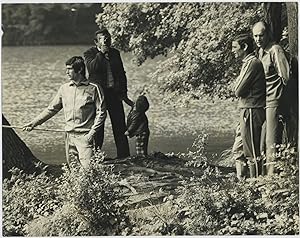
[233,34,254,54]
[252,21,271,38]
[94,28,111,40]
[65,56,86,76]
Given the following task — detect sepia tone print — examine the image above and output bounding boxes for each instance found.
[1,2,298,236]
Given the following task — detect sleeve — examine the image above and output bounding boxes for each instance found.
[116,50,128,97]
[89,84,107,135]
[234,60,260,97]
[127,112,141,136]
[33,86,63,126]
[272,45,290,85]
[84,48,105,74]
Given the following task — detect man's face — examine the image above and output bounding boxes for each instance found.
[252,25,268,49]
[95,33,111,47]
[231,41,245,59]
[66,65,75,80]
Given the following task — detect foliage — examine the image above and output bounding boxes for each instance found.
[2,3,101,45]
[2,151,130,236]
[2,162,62,236]
[128,195,186,235]
[122,142,298,236]
[174,143,299,235]
[96,2,264,101]
[181,132,210,168]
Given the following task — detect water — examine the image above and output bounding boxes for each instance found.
[2,46,238,165]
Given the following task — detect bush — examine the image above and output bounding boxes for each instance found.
[175,144,299,235]
[3,151,131,236]
[2,163,62,236]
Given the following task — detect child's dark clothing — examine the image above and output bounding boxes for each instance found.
[126,95,150,156]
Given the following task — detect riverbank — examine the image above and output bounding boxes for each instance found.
[2,45,240,165]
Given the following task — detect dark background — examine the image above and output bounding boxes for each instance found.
[2,3,102,46]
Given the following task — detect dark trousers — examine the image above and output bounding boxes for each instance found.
[94,88,130,158]
[240,107,265,177]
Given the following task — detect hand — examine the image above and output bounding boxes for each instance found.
[22,122,36,131]
[124,131,129,136]
[100,45,110,54]
[85,132,94,144]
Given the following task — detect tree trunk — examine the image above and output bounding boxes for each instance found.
[263,2,283,43]
[263,2,298,146]
[2,114,42,178]
[285,2,298,145]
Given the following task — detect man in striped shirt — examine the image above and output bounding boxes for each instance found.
[23,56,107,169]
[232,34,266,179]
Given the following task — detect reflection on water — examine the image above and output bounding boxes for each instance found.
[2,46,238,164]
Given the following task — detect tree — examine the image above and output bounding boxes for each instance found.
[2,114,39,178]
[2,114,62,178]
[2,3,102,45]
[95,2,263,102]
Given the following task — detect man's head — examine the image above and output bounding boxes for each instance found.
[232,34,254,59]
[252,21,270,49]
[65,56,86,80]
[94,28,111,48]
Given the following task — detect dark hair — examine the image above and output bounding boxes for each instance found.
[233,34,254,54]
[136,95,149,112]
[94,28,111,40]
[65,56,86,76]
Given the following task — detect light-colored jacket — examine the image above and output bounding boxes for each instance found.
[33,80,106,136]
[257,42,290,107]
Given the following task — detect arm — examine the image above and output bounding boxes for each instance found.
[83,47,105,74]
[86,84,107,139]
[272,45,290,85]
[115,50,128,99]
[23,87,63,131]
[123,96,134,107]
[235,60,261,97]
[126,112,141,136]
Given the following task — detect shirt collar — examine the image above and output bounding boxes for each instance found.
[262,42,275,53]
[69,80,89,86]
[242,53,255,63]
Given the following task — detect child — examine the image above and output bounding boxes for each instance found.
[124,95,150,157]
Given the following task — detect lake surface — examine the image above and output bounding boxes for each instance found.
[2,46,239,165]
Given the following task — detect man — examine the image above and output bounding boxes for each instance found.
[252,21,290,175]
[231,34,266,179]
[23,56,106,169]
[84,28,133,159]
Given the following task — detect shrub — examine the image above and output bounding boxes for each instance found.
[175,144,299,235]
[3,151,131,236]
[2,163,62,236]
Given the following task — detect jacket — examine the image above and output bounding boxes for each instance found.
[126,95,149,137]
[33,80,106,135]
[256,42,290,107]
[84,46,128,98]
[235,54,266,109]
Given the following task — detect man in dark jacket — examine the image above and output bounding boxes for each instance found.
[84,28,133,159]
[232,34,266,179]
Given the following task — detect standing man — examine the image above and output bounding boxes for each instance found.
[84,28,132,159]
[252,21,290,175]
[23,56,107,169]
[232,34,266,179]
